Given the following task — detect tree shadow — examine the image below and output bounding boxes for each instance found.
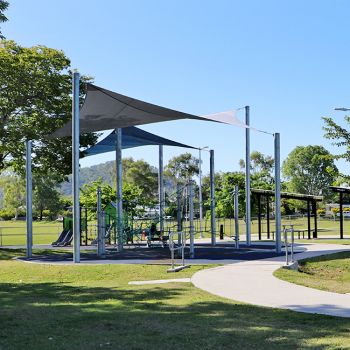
[0,282,349,350]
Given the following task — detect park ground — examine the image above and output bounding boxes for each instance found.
[0,216,349,246]
[1,248,350,349]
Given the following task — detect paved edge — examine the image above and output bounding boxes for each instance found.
[191,243,350,318]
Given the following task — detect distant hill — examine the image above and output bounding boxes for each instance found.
[60,161,116,196]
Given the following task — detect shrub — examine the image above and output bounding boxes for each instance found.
[0,208,15,220]
[317,208,325,215]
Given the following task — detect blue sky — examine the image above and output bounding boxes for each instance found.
[4,0,350,176]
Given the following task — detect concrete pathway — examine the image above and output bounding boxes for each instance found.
[192,243,350,318]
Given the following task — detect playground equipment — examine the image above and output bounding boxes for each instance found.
[143,222,169,248]
[283,224,295,266]
[51,211,88,247]
[168,230,187,272]
[52,217,73,246]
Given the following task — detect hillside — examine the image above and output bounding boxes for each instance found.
[60,161,116,196]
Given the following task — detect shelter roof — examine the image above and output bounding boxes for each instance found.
[252,189,323,201]
[85,126,196,156]
[330,186,350,194]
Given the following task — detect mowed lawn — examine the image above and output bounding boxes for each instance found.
[1,249,350,349]
[274,251,350,294]
[0,221,62,245]
[1,216,350,246]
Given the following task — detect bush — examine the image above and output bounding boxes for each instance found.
[0,208,15,220]
[331,207,350,214]
[317,208,325,216]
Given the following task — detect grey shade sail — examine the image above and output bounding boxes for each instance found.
[85,126,197,156]
[51,83,245,138]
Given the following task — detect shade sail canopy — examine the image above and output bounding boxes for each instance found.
[51,83,246,137]
[85,126,197,156]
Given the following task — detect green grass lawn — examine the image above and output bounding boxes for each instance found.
[274,252,350,294]
[1,249,350,349]
[0,221,62,245]
[1,216,350,246]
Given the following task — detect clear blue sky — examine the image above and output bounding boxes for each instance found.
[4,0,350,176]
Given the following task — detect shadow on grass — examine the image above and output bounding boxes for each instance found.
[0,248,74,261]
[0,282,349,350]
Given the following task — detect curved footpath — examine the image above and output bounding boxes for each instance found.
[192,243,350,318]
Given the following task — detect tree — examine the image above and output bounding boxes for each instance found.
[214,172,246,218]
[239,150,274,176]
[0,40,97,179]
[2,175,25,219]
[0,1,8,39]
[33,175,62,220]
[80,179,116,219]
[80,179,145,219]
[165,153,199,183]
[282,145,338,200]
[323,115,350,163]
[122,157,158,203]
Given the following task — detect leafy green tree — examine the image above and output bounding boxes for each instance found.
[80,179,116,219]
[0,1,8,39]
[3,175,25,219]
[80,179,145,219]
[323,115,350,163]
[165,153,199,183]
[33,175,62,220]
[214,172,246,218]
[239,150,274,179]
[122,157,158,203]
[282,145,338,200]
[0,40,97,179]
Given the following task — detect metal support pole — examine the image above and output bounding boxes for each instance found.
[307,200,311,239]
[210,149,216,246]
[101,210,106,257]
[116,128,123,252]
[72,72,80,263]
[312,200,317,238]
[158,145,164,233]
[176,183,182,245]
[283,225,289,265]
[245,106,251,246]
[26,140,32,258]
[198,148,203,239]
[274,133,282,254]
[234,185,239,249]
[290,224,294,262]
[267,195,270,239]
[258,194,262,240]
[97,187,103,257]
[85,207,88,245]
[340,192,344,239]
[189,181,195,258]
